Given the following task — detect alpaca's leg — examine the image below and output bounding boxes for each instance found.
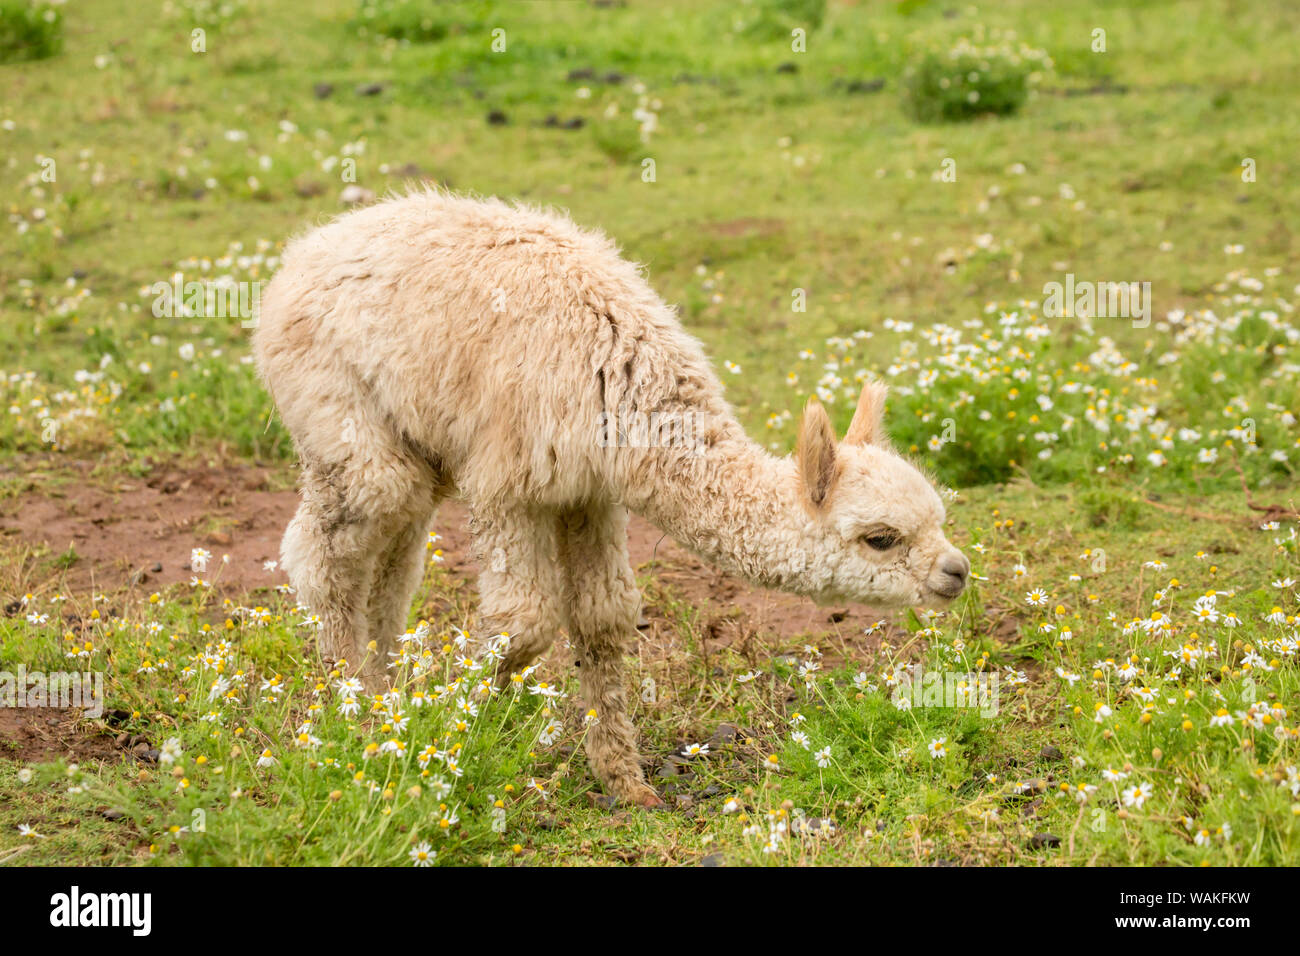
[558,504,660,807]
[471,504,567,682]
[365,503,439,670]
[282,467,379,685]
[282,450,434,693]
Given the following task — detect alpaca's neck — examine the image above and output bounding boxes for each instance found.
[617,417,814,591]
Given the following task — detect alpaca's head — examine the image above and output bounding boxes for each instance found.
[792,382,969,608]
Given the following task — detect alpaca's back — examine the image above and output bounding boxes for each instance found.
[254,191,731,508]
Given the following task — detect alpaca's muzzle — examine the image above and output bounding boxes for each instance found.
[931,551,970,599]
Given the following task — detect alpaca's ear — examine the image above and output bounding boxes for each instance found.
[797,397,839,509]
[844,379,889,447]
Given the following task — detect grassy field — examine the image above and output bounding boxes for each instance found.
[1,0,1299,866]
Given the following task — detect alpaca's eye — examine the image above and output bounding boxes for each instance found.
[861,531,899,551]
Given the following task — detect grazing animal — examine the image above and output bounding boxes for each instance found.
[253,191,969,806]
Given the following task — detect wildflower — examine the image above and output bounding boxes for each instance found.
[928,738,948,759]
[1121,782,1153,809]
[537,721,563,747]
[409,841,436,867]
[159,737,183,766]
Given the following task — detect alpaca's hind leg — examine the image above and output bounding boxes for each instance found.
[282,466,379,684]
[471,504,567,683]
[558,504,660,807]
[364,503,439,678]
[282,451,433,693]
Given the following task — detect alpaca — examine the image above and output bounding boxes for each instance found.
[253,190,969,806]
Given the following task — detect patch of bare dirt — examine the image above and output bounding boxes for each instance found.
[0,707,121,764]
[0,463,900,654]
[0,462,294,596]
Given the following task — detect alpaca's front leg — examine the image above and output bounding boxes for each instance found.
[558,506,661,808]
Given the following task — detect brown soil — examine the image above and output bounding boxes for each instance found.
[0,707,122,764]
[1,461,901,661]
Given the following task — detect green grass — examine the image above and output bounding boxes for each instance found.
[3,482,1297,865]
[1,0,1299,866]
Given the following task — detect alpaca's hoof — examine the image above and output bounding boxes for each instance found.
[625,785,664,809]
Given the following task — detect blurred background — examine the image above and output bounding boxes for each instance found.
[2,0,1298,485]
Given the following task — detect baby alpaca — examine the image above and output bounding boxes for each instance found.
[253,190,968,806]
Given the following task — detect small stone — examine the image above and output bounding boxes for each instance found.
[313,82,334,99]
[845,78,885,94]
[707,722,746,748]
[354,82,386,97]
[486,110,508,126]
[775,62,799,74]
[340,185,376,206]
[1039,744,1063,761]
[1030,832,1061,849]
[699,852,725,867]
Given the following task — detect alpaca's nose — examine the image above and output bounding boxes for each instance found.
[934,552,970,597]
